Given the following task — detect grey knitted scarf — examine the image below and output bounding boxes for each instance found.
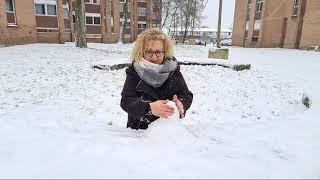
[134,58,178,88]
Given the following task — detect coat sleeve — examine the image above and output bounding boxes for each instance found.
[175,71,193,114]
[120,69,150,120]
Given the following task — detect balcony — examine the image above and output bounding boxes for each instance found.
[253,30,260,37]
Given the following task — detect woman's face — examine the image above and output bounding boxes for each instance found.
[143,39,165,64]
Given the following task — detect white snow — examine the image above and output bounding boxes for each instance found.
[0,43,319,178]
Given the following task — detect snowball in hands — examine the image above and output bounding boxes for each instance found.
[145,101,193,144]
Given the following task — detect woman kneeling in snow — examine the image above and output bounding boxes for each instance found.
[120,28,193,130]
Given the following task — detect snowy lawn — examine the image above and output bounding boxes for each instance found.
[0,43,319,178]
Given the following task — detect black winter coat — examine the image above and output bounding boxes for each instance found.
[120,63,193,130]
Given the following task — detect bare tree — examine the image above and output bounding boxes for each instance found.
[75,0,87,48]
[119,0,129,44]
[190,0,208,36]
[153,0,163,28]
[160,0,207,43]
[181,0,192,43]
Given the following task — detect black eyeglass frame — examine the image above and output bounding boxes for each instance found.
[144,50,165,58]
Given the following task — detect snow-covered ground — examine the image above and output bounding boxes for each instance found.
[0,43,319,178]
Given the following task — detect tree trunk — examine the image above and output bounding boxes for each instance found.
[119,0,128,44]
[157,0,163,29]
[0,0,8,46]
[68,0,75,42]
[75,0,87,48]
[57,0,65,44]
[182,0,192,44]
[100,0,107,43]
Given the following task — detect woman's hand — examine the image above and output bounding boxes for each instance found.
[173,95,185,118]
[149,100,175,119]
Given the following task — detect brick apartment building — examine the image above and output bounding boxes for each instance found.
[232,0,320,49]
[0,0,161,46]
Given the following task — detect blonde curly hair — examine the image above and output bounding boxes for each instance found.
[131,28,174,62]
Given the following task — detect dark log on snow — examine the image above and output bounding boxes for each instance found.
[92,62,251,71]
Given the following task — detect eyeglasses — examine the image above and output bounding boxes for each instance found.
[144,50,165,58]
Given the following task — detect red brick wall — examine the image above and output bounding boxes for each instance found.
[6,0,38,45]
[232,0,248,46]
[1,0,161,46]
[87,25,101,34]
[36,16,59,28]
[85,4,100,13]
[232,0,320,49]
[259,0,287,48]
[299,0,320,48]
[37,32,60,43]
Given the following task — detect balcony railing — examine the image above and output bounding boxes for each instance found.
[253,30,260,37]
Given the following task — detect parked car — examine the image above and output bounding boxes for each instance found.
[220,39,232,46]
[196,41,205,45]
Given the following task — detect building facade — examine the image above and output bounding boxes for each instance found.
[0,0,161,46]
[232,0,320,49]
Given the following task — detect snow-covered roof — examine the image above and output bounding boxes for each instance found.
[168,27,232,33]
[192,28,232,33]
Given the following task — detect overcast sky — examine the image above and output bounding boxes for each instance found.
[202,0,236,29]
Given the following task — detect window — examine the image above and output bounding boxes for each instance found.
[256,0,263,12]
[6,0,14,12]
[292,0,299,16]
[47,5,56,15]
[85,0,100,4]
[254,20,261,30]
[93,17,101,24]
[120,2,131,12]
[35,4,57,16]
[138,22,147,29]
[86,16,101,25]
[86,17,93,24]
[35,4,45,15]
[120,3,125,12]
[63,5,69,19]
[138,7,146,16]
[37,28,59,33]
[6,0,16,25]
